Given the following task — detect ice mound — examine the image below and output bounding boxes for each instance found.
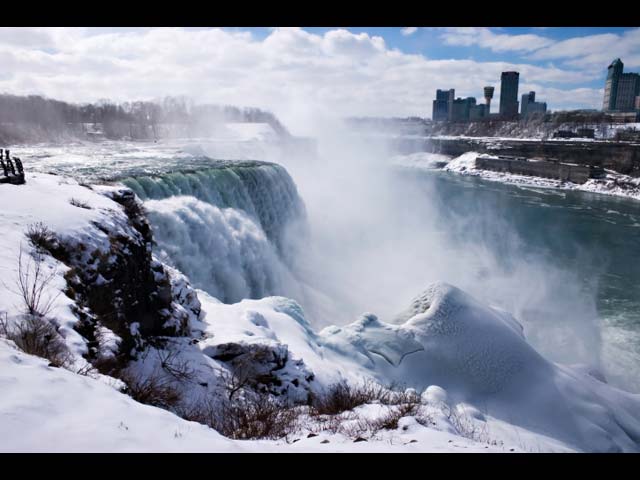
[400,282,533,394]
[318,282,640,452]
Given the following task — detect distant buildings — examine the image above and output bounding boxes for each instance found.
[603,58,640,113]
[521,91,547,118]
[431,70,547,122]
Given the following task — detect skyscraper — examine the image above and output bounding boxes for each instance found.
[499,71,519,119]
[615,73,640,112]
[520,91,535,117]
[449,97,476,122]
[432,89,455,121]
[521,91,547,118]
[603,58,624,111]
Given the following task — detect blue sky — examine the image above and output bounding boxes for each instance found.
[1,27,639,129]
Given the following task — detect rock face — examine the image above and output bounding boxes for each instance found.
[204,341,315,400]
[43,186,196,365]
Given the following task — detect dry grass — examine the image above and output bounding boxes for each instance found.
[308,381,427,440]
[0,313,73,368]
[440,403,494,444]
[119,369,182,410]
[181,394,301,440]
[309,380,420,416]
[25,222,58,254]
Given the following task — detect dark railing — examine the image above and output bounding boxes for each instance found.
[0,148,25,185]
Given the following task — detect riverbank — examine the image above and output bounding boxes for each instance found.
[393,151,640,202]
[390,135,640,176]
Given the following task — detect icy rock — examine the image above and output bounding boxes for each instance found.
[320,313,423,367]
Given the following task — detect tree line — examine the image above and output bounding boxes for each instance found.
[0,94,290,143]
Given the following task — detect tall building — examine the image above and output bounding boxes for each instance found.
[520,91,535,117]
[432,88,454,121]
[527,101,547,116]
[469,103,487,121]
[499,71,520,119]
[521,91,547,118]
[603,58,624,111]
[615,73,640,112]
[483,86,494,115]
[450,97,476,122]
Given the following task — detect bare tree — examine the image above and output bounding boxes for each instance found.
[15,246,60,318]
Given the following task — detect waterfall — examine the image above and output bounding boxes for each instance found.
[121,162,308,304]
[121,162,306,254]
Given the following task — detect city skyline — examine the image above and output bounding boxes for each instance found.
[0,27,638,134]
[431,68,556,122]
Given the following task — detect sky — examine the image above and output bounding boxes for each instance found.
[0,27,639,134]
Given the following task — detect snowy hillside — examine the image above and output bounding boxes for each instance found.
[1,172,639,452]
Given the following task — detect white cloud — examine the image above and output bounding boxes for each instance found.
[401,27,418,36]
[530,29,640,71]
[0,27,605,132]
[439,27,554,53]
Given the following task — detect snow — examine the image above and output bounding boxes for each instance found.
[0,339,237,453]
[193,283,640,452]
[0,336,512,452]
[0,173,130,361]
[2,170,640,452]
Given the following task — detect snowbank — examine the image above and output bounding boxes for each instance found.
[0,337,508,452]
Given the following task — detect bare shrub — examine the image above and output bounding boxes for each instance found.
[218,345,280,401]
[310,379,404,416]
[14,246,60,318]
[440,403,492,444]
[119,369,182,410]
[69,198,92,209]
[181,394,301,440]
[374,401,421,431]
[25,222,57,253]
[154,347,196,383]
[75,363,98,377]
[314,389,424,440]
[0,313,72,368]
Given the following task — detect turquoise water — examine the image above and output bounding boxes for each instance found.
[404,169,640,392]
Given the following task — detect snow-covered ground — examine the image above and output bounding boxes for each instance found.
[1,338,511,453]
[393,151,640,202]
[1,173,640,452]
